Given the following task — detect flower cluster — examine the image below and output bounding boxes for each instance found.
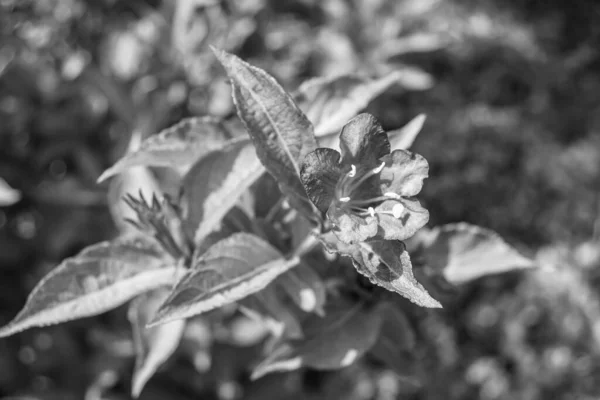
[300,113,429,244]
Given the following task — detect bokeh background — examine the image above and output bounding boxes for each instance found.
[1,0,600,399]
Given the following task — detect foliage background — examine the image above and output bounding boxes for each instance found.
[1,0,600,399]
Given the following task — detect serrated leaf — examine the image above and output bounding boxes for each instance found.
[98,117,233,182]
[320,233,441,308]
[0,177,20,206]
[276,262,326,315]
[181,138,265,246]
[212,48,318,218]
[388,114,426,151]
[422,223,535,285]
[295,72,401,137]
[128,288,185,398]
[149,233,300,326]
[0,235,179,338]
[252,301,382,379]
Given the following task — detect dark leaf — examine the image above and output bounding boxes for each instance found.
[252,300,382,379]
[421,223,535,285]
[241,286,304,339]
[149,233,300,326]
[295,73,401,137]
[181,139,265,245]
[212,48,318,219]
[320,233,441,308]
[368,303,420,384]
[98,117,233,182]
[0,235,179,338]
[128,288,185,398]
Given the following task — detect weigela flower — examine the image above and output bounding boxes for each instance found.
[300,113,429,244]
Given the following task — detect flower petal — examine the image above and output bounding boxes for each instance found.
[339,114,390,169]
[327,205,378,244]
[300,148,343,213]
[380,150,428,197]
[375,199,429,241]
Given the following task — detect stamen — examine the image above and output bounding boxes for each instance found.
[384,192,401,200]
[348,165,357,177]
[372,161,386,174]
[392,203,405,218]
[367,207,375,217]
[339,197,351,202]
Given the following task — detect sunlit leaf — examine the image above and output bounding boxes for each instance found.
[149,233,300,326]
[0,177,20,206]
[0,235,179,338]
[252,300,382,379]
[320,233,441,308]
[276,262,326,315]
[295,72,401,137]
[388,114,426,151]
[421,223,536,285]
[182,138,265,246]
[98,117,234,182]
[212,48,318,218]
[128,288,185,398]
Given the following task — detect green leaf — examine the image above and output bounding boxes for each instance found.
[98,117,233,182]
[252,300,382,379]
[320,233,441,308]
[275,262,326,315]
[149,233,300,326]
[368,303,419,382]
[240,286,304,339]
[128,288,185,398]
[421,223,535,285]
[388,114,426,151]
[181,138,265,245]
[0,235,179,338]
[295,72,401,137]
[377,302,416,352]
[212,48,318,218]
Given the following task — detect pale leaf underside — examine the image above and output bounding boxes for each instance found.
[424,222,536,285]
[129,288,186,398]
[295,72,401,137]
[98,117,234,182]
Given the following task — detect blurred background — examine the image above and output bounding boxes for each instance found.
[1,0,600,399]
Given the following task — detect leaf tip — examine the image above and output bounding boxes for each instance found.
[97,168,115,183]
